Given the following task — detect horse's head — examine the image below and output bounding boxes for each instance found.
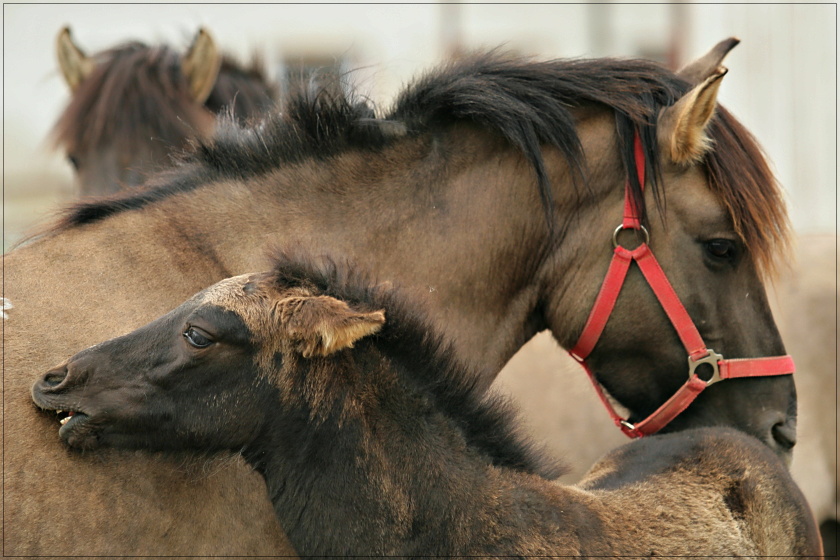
[53,27,223,195]
[30,271,384,452]
[544,39,796,460]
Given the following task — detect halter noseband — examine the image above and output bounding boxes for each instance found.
[568,132,795,438]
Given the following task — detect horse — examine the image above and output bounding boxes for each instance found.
[53,26,277,195]
[6,39,797,555]
[30,253,823,557]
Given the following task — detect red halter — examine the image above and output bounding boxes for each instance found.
[568,132,795,438]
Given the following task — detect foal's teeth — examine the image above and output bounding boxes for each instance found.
[56,410,65,414]
[59,416,71,426]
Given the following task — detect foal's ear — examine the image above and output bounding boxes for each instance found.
[658,67,726,164]
[182,28,222,103]
[278,296,385,358]
[56,27,95,91]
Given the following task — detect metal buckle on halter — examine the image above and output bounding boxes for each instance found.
[688,350,724,385]
[612,224,650,249]
[619,419,636,431]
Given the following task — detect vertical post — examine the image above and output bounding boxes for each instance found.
[586,1,612,56]
[440,1,463,58]
[667,2,689,70]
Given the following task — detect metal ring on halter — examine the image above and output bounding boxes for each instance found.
[612,224,650,249]
[688,349,724,386]
[619,419,636,431]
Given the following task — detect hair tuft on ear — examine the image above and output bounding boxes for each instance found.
[278,295,385,358]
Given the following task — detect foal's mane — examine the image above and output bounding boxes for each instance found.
[49,52,788,274]
[268,250,564,480]
[52,39,276,157]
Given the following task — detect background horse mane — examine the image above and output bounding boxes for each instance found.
[52,38,277,171]
[51,51,789,274]
[265,249,564,479]
[206,55,276,122]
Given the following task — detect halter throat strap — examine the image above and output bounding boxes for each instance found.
[568,132,794,438]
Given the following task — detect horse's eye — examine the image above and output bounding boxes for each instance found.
[184,327,213,348]
[704,239,737,261]
[67,155,80,170]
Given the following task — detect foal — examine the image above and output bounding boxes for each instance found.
[32,255,821,557]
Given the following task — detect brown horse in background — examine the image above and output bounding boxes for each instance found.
[53,27,277,195]
[5,40,797,555]
[31,254,822,556]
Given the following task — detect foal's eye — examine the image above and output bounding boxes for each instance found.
[184,327,213,348]
[704,239,738,261]
[67,155,80,170]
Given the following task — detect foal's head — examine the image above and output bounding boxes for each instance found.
[32,254,557,479]
[30,261,388,451]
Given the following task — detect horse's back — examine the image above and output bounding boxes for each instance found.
[577,427,822,558]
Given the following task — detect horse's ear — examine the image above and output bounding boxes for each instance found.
[658,67,726,164]
[677,37,739,85]
[56,27,95,91]
[278,295,385,358]
[182,28,221,104]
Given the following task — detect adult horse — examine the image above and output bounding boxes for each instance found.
[5,40,796,555]
[31,253,822,557]
[53,26,277,195]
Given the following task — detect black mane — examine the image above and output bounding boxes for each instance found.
[54,52,688,230]
[268,249,565,480]
[48,51,788,275]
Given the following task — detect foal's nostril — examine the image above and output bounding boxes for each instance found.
[42,366,69,388]
[771,420,797,451]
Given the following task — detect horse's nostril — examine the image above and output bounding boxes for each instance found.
[42,367,68,387]
[771,421,797,451]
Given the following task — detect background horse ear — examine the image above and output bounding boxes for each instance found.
[657,68,726,164]
[56,27,95,91]
[182,28,222,104]
[278,295,385,358]
[677,37,739,85]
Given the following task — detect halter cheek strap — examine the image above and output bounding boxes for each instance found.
[568,132,795,438]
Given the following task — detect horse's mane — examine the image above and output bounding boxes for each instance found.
[49,52,789,275]
[267,248,565,480]
[52,40,276,157]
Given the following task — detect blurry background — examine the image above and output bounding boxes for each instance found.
[3,3,836,249]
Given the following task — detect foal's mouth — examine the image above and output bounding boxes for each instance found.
[36,405,89,430]
[55,409,89,435]
[32,396,94,446]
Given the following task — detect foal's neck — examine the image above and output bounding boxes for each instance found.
[243,344,537,556]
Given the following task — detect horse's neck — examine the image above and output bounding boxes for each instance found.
[248,350,536,555]
[180,128,554,383]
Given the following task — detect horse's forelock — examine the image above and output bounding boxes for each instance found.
[703,108,792,279]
